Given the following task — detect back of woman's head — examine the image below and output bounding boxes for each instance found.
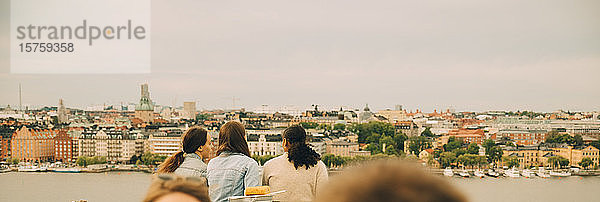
[158,126,208,173]
[283,125,320,169]
[143,174,210,202]
[217,121,250,157]
[315,160,466,202]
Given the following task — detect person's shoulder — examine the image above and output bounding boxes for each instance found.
[207,155,224,167]
[264,155,286,167]
[316,160,327,170]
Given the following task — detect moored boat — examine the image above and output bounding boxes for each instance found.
[53,168,82,173]
[443,168,454,177]
[536,168,550,178]
[521,169,534,178]
[504,168,520,178]
[486,169,500,178]
[18,166,47,172]
[549,170,571,177]
[458,170,470,178]
[474,170,485,178]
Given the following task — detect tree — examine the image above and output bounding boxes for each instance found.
[392,133,408,152]
[141,152,167,165]
[317,124,332,131]
[379,136,396,152]
[502,156,519,168]
[579,157,593,169]
[443,136,463,152]
[456,154,471,168]
[10,158,20,165]
[299,122,318,129]
[252,155,277,166]
[439,152,457,168]
[322,154,335,167]
[559,157,570,168]
[195,113,212,121]
[421,127,435,137]
[454,148,467,157]
[487,146,503,165]
[365,143,381,155]
[548,156,569,169]
[483,139,495,154]
[333,123,346,131]
[76,157,89,167]
[353,121,396,144]
[129,155,138,164]
[467,143,480,155]
[545,132,576,145]
[574,134,583,146]
[474,155,488,168]
[408,136,431,155]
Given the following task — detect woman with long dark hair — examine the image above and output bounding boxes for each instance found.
[262,125,328,201]
[206,121,260,202]
[157,126,212,178]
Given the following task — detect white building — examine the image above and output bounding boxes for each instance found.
[247,129,284,156]
[147,131,183,156]
[78,129,144,163]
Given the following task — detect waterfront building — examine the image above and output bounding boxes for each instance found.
[11,126,57,162]
[503,146,554,168]
[78,128,144,163]
[552,145,599,168]
[135,84,155,123]
[53,130,73,163]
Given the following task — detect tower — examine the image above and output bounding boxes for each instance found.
[57,99,68,124]
[135,84,155,123]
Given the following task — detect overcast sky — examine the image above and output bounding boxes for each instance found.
[1,0,599,112]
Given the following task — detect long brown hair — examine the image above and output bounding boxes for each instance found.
[158,126,208,173]
[217,121,250,157]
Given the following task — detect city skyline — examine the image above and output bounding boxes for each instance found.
[1,0,599,112]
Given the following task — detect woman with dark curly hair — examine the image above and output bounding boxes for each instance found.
[262,125,328,201]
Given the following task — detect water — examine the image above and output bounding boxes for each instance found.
[1,172,599,202]
[0,172,151,202]
[449,176,600,202]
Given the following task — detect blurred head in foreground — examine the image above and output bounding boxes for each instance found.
[316,160,466,202]
[143,174,210,202]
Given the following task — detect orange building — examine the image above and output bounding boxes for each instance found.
[11,126,58,162]
[53,130,73,163]
[498,130,547,146]
[447,129,485,144]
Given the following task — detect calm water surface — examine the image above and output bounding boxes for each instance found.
[1,172,599,202]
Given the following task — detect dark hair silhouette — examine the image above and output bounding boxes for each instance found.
[158,126,208,173]
[217,121,251,157]
[284,125,320,169]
